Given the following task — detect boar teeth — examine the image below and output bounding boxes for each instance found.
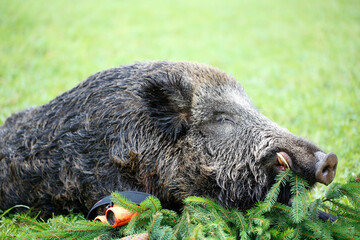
[276,152,290,169]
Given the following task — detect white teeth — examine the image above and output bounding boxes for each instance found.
[276,152,289,169]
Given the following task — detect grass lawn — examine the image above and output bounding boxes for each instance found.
[0,0,359,237]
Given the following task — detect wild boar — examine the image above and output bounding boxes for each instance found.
[0,61,337,217]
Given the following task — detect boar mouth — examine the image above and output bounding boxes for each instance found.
[275,152,292,171]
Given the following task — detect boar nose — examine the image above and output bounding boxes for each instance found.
[314,152,338,185]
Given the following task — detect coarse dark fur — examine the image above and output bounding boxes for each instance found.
[0,61,330,217]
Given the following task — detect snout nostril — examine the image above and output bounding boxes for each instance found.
[322,167,329,176]
[322,162,337,176]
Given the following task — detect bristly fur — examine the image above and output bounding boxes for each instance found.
[0,61,324,218]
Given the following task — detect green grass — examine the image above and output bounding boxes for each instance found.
[0,0,359,235]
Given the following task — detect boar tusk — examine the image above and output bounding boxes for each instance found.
[276,152,290,169]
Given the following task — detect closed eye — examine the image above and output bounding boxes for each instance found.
[217,117,235,125]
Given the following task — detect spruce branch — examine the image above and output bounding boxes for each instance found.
[6,169,360,239]
[290,173,309,223]
[250,169,291,216]
[140,196,162,213]
[309,199,322,222]
[339,181,360,206]
[111,192,142,214]
[15,214,49,231]
[183,196,230,219]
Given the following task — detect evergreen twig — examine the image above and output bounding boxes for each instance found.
[6,171,360,239]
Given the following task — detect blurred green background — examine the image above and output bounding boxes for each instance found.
[0,0,359,192]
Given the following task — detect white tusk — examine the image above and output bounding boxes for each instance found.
[276,152,289,169]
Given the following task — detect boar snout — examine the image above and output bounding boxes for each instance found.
[315,152,338,185]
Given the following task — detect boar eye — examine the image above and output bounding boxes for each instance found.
[217,117,235,125]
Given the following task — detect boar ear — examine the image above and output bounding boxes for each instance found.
[141,73,192,142]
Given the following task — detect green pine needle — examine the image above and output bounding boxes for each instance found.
[290,173,309,223]
[5,170,360,239]
[250,169,291,216]
[340,182,360,206]
[140,196,162,213]
[111,192,142,213]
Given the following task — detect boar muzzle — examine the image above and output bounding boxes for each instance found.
[315,152,338,185]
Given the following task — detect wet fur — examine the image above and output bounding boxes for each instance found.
[0,61,323,217]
